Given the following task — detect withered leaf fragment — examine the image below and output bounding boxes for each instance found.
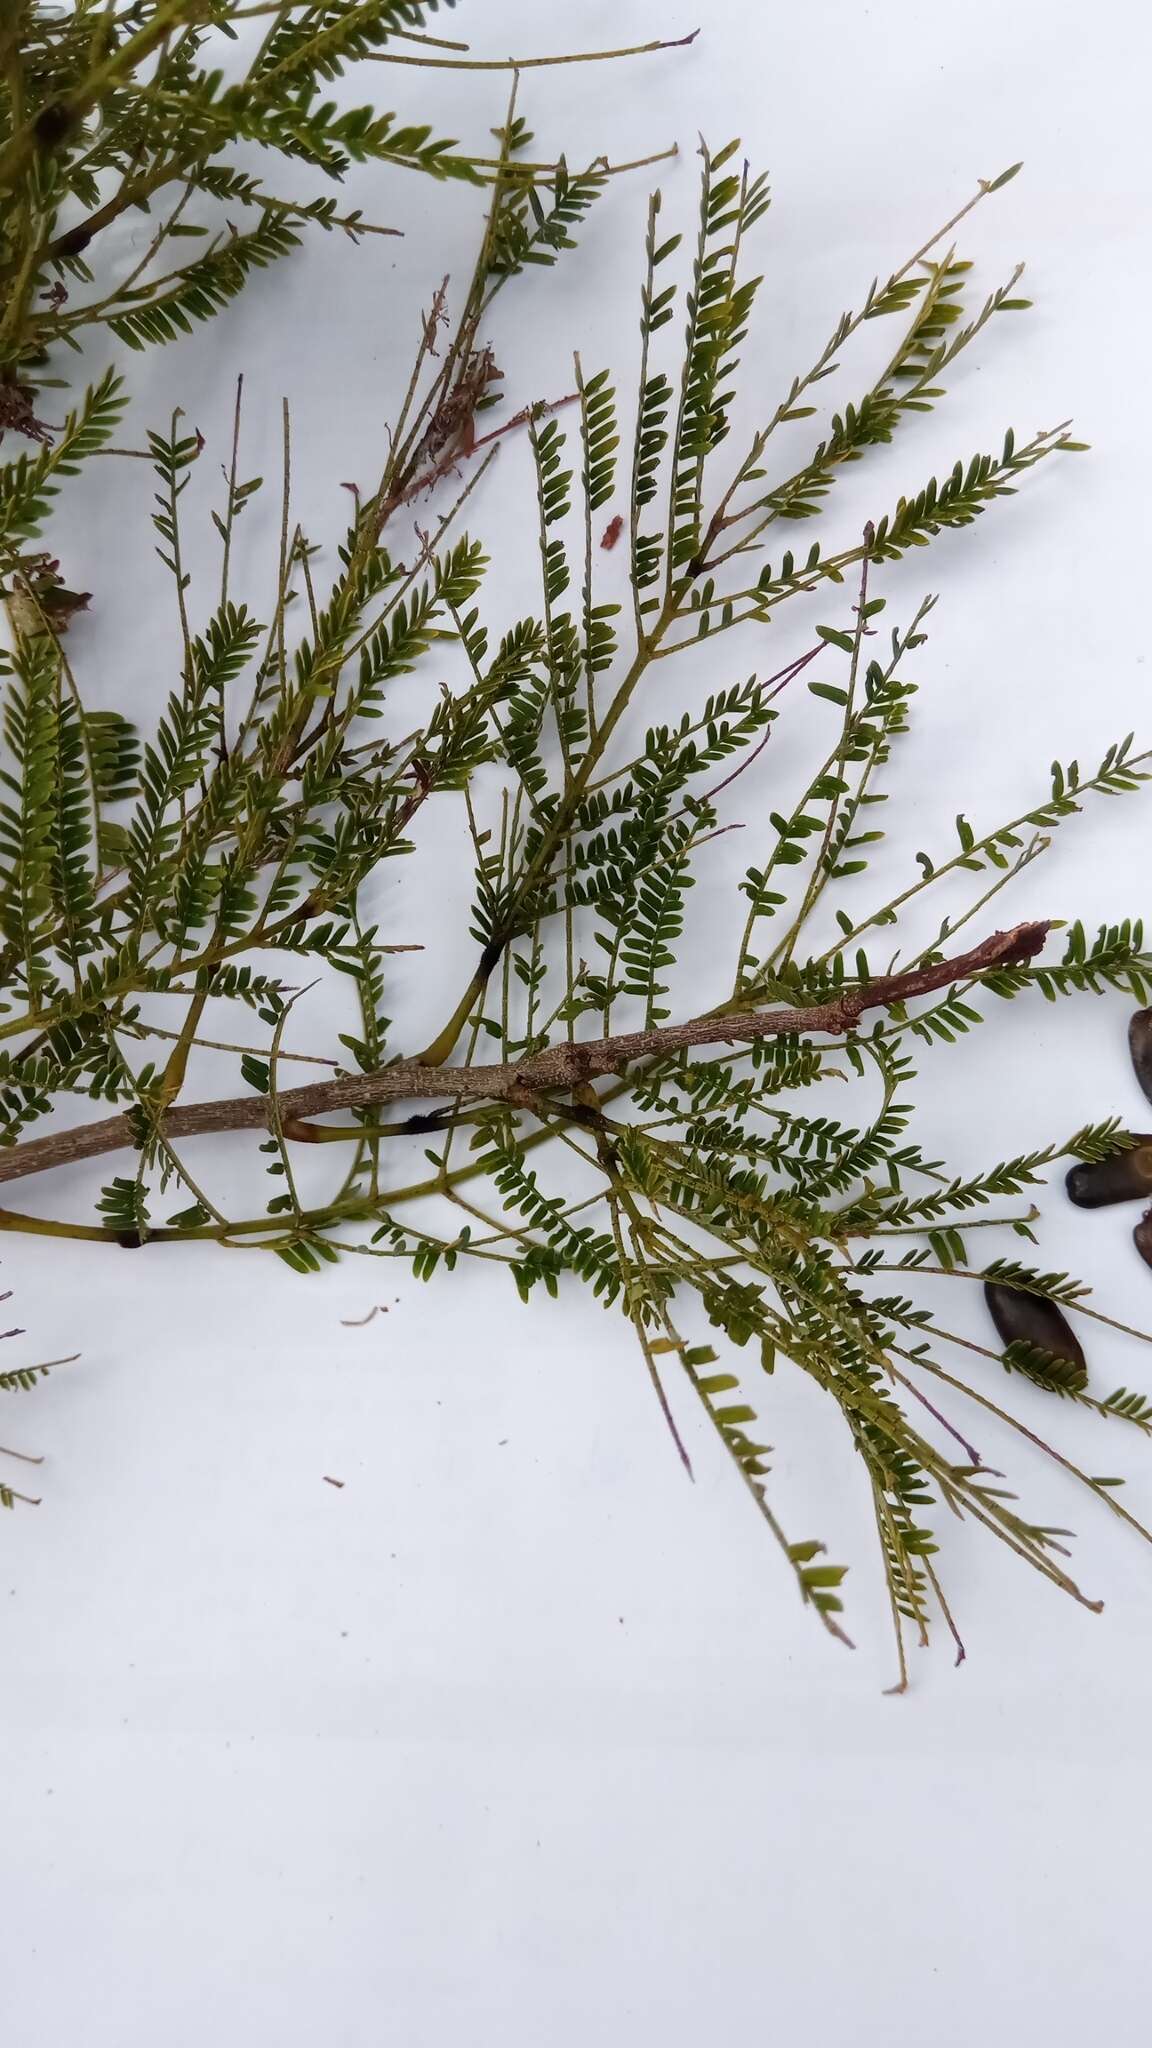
[1066,1140,1152,1208]
[1129,1009,1152,1109]
[984,1280,1088,1392]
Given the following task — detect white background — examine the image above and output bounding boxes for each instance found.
[4,1,1152,2040]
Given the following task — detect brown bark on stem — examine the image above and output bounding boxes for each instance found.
[0,923,1047,1191]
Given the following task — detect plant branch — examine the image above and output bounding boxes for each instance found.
[0,922,1048,1192]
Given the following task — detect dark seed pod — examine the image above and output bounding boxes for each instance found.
[1066,1139,1152,1208]
[1134,1209,1152,1271]
[1130,1009,1152,1109]
[983,1280,1087,1390]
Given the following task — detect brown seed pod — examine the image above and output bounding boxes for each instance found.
[1066,1139,1152,1208]
[1134,1209,1152,1271]
[983,1280,1088,1390]
[1129,1008,1152,1108]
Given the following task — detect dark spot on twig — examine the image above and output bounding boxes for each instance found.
[33,103,78,150]
[53,222,92,259]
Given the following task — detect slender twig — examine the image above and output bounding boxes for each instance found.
[366,31,700,71]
